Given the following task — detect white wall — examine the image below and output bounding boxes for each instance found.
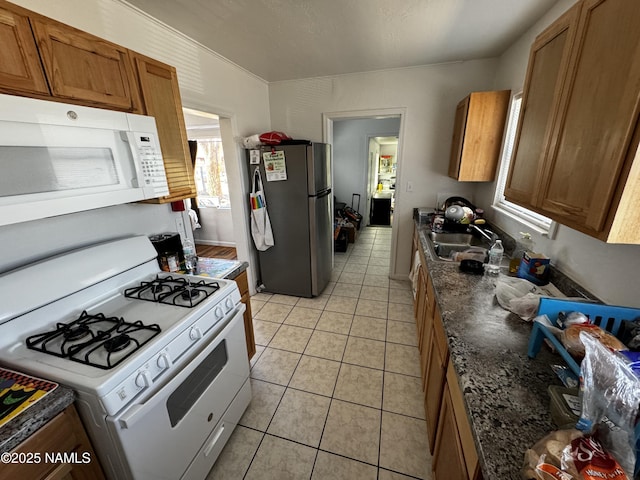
[269,62,498,275]
[6,0,272,290]
[475,0,640,308]
[194,209,235,246]
[0,204,185,273]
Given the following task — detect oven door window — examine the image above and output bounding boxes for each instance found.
[166,340,228,427]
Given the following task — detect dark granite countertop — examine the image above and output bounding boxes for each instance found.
[416,223,562,479]
[0,379,75,453]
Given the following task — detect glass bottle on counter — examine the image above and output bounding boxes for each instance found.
[509,232,534,274]
[486,240,504,276]
[182,239,198,273]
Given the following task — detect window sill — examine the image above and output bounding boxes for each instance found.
[491,202,558,239]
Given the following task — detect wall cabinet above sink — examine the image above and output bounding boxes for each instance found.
[448,90,510,182]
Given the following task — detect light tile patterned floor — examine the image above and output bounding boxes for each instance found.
[208,227,432,480]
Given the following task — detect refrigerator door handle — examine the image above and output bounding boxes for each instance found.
[308,193,332,296]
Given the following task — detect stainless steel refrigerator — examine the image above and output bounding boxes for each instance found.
[247,142,332,297]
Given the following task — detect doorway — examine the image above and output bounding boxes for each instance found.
[183,108,237,258]
[323,108,406,278]
[368,135,398,226]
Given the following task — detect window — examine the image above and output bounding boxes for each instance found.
[493,93,556,236]
[193,139,230,208]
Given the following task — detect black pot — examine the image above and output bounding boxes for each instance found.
[442,196,476,210]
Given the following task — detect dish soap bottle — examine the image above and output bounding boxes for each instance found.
[486,239,504,276]
[509,232,534,274]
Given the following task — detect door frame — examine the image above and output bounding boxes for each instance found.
[322,108,407,279]
[182,101,258,293]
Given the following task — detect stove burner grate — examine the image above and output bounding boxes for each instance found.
[26,311,161,370]
[124,275,220,308]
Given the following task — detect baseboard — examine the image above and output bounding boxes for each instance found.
[194,239,237,247]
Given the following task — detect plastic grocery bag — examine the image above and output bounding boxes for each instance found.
[250,167,274,251]
[578,332,640,478]
[495,276,544,321]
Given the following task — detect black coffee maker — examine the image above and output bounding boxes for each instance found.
[149,233,184,267]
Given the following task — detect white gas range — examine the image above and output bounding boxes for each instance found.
[0,236,251,480]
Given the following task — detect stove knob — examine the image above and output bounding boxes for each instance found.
[157,353,171,370]
[189,327,202,341]
[225,298,234,312]
[135,371,151,389]
[214,306,224,320]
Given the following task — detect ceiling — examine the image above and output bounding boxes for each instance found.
[125,0,557,82]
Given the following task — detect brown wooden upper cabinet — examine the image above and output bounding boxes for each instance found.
[0,2,49,96]
[505,0,640,244]
[448,90,510,182]
[30,16,141,112]
[130,52,196,203]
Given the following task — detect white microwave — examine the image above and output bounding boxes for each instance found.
[0,94,170,227]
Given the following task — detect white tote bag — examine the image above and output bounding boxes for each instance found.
[250,167,274,251]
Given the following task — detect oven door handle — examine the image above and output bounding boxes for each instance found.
[118,404,145,429]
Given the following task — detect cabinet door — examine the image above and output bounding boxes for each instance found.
[424,305,448,453]
[30,17,139,111]
[537,0,640,232]
[415,265,428,349]
[0,3,49,96]
[424,305,446,452]
[432,384,468,480]
[448,96,470,179]
[448,91,510,182]
[504,3,581,207]
[131,52,196,203]
[420,275,435,387]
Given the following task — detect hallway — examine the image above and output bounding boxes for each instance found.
[208,226,431,479]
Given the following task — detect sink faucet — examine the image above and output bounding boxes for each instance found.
[469,224,498,244]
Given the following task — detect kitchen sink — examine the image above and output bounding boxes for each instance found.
[424,231,489,262]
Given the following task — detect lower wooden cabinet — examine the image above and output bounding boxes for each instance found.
[5,404,105,480]
[233,270,256,360]
[433,385,469,480]
[433,361,482,480]
[413,233,482,479]
[424,305,447,452]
